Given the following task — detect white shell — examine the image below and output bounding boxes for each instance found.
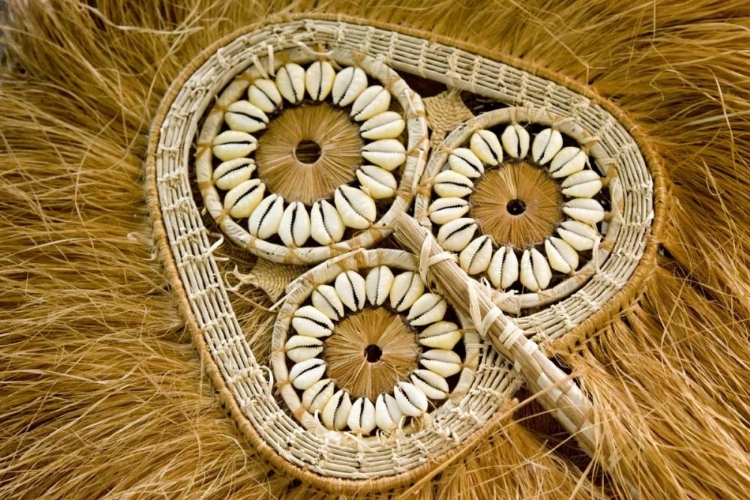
[531,128,563,165]
[501,124,530,159]
[436,218,478,252]
[433,170,474,198]
[347,397,376,434]
[428,197,470,225]
[420,349,462,378]
[560,170,603,198]
[289,358,326,390]
[448,148,484,178]
[563,198,605,224]
[285,335,324,363]
[248,79,282,113]
[520,248,552,292]
[549,147,587,178]
[275,63,305,104]
[212,130,257,162]
[322,390,352,431]
[223,179,265,218]
[224,100,269,133]
[334,185,377,229]
[487,246,519,289]
[365,266,394,306]
[332,66,368,107]
[470,129,503,166]
[360,111,405,140]
[311,285,345,321]
[361,139,407,171]
[247,193,283,239]
[305,61,335,101]
[278,201,311,247]
[394,382,428,417]
[356,165,397,199]
[458,235,493,275]
[389,271,425,312]
[411,369,449,400]
[545,237,579,274]
[375,393,404,431]
[292,305,334,338]
[213,158,255,191]
[558,220,600,251]
[310,200,345,245]
[407,293,447,326]
[351,85,391,122]
[419,321,462,350]
[302,379,335,413]
[334,270,366,312]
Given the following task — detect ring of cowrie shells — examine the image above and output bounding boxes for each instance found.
[196,49,428,265]
[415,107,624,313]
[271,250,480,437]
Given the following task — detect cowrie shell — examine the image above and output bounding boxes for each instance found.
[419,321,462,350]
[433,170,474,198]
[459,235,493,275]
[375,393,404,431]
[334,270,366,312]
[347,397,376,434]
[312,285,345,321]
[561,170,603,198]
[361,139,407,171]
[550,147,587,178]
[365,266,395,306]
[292,305,334,338]
[275,63,306,104]
[332,66,368,107]
[356,165,398,199]
[248,193,284,239]
[289,358,326,390]
[520,248,552,292]
[448,148,484,178]
[563,198,605,225]
[545,237,579,274]
[285,335,324,363]
[279,201,311,247]
[310,199,345,245]
[436,218,477,252]
[407,293,447,326]
[213,158,255,191]
[302,379,335,413]
[334,185,377,229]
[248,78,282,113]
[470,129,503,166]
[360,111,405,140]
[351,85,391,121]
[531,128,564,165]
[394,382,428,417]
[487,246,519,289]
[558,220,600,251]
[224,100,269,133]
[501,124,530,159]
[411,369,449,400]
[322,390,352,431]
[305,61,335,101]
[420,349,462,378]
[428,197,470,225]
[223,179,265,218]
[212,130,257,162]
[389,271,425,312]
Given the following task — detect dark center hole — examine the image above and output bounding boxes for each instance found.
[506,198,527,216]
[294,139,322,164]
[364,344,383,363]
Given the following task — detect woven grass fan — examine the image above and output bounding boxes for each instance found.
[2,1,750,499]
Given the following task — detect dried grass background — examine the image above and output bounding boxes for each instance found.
[1,0,750,498]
